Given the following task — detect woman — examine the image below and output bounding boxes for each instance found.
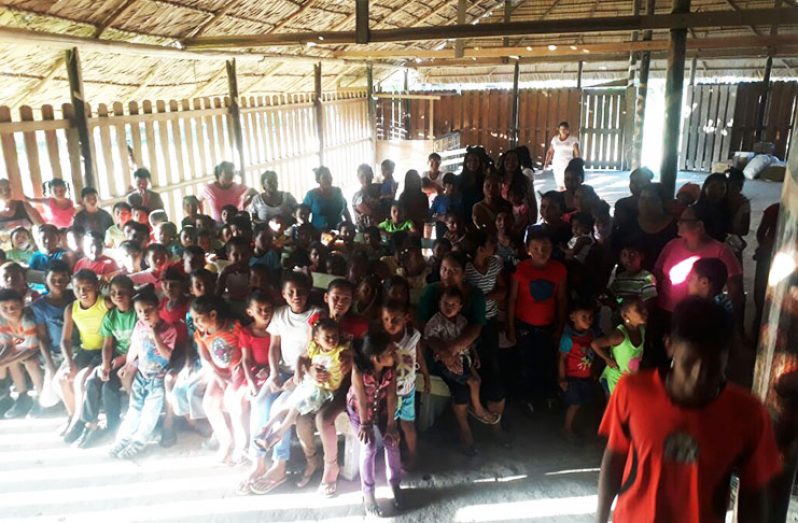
[612,183,678,272]
[199,161,255,223]
[473,174,512,236]
[693,172,730,243]
[248,170,297,223]
[545,121,581,190]
[0,179,43,246]
[561,158,585,213]
[499,149,538,225]
[398,170,429,232]
[460,147,489,216]
[416,252,489,454]
[572,184,612,242]
[303,166,351,230]
[126,168,165,212]
[464,232,507,434]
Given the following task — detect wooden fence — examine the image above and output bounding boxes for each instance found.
[680,84,738,171]
[0,91,371,222]
[730,81,798,161]
[580,89,627,170]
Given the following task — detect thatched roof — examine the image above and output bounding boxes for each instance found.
[0,0,795,109]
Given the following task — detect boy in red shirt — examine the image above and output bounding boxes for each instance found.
[597,297,781,523]
[507,228,567,413]
[558,300,596,441]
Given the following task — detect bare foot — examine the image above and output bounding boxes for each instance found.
[216,445,234,466]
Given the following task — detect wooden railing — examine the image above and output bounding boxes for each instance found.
[0,90,371,222]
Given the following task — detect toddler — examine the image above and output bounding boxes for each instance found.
[6,227,36,266]
[558,301,596,440]
[564,211,595,264]
[592,297,648,396]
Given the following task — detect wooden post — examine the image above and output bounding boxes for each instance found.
[454,0,467,58]
[660,0,691,198]
[226,58,247,177]
[428,99,434,140]
[577,61,583,89]
[631,0,656,169]
[356,0,370,44]
[65,48,95,190]
[367,64,377,166]
[689,56,698,86]
[314,62,324,166]
[403,69,411,137]
[503,0,512,48]
[511,60,520,148]
[755,56,773,141]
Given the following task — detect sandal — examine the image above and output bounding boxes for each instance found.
[109,440,130,459]
[235,479,253,496]
[296,454,323,488]
[318,461,339,498]
[118,441,145,460]
[250,475,287,495]
[468,408,500,425]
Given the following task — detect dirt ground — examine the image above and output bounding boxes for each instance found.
[0,170,784,523]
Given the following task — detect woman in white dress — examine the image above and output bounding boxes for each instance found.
[544,121,581,190]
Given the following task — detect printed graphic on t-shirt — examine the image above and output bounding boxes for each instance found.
[664,431,700,464]
[529,279,555,302]
[211,337,234,366]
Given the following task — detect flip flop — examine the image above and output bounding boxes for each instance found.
[468,408,500,425]
[296,454,322,488]
[318,481,337,498]
[250,476,287,496]
[235,479,253,496]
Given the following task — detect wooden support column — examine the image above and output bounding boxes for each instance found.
[689,56,698,86]
[65,48,95,190]
[503,0,512,48]
[428,99,434,139]
[454,0,467,58]
[577,61,583,89]
[755,56,774,141]
[225,58,246,177]
[403,69,411,137]
[511,60,520,148]
[366,64,376,166]
[314,63,324,166]
[631,0,656,169]
[356,0,370,44]
[660,0,691,198]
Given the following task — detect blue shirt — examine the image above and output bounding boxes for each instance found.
[28,249,68,271]
[303,187,347,230]
[431,193,465,217]
[30,295,74,353]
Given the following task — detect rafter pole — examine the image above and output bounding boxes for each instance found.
[314,63,324,166]
[661,0,691,198]
[240,63,284,95]
[356,0,370,44]
[631,0,656,169]
[577,60,583,88]
[503,0,512,48]
[455,0,467,58]
[367,64,376,166]
[65,48,95,190]
[226,59,247,176]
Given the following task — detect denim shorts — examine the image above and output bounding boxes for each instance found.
[395,389,416,422]
[562,377,594,406]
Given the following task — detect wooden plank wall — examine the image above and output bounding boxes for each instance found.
[0,91,371,222]
[580,89,626,170]
[730,81,798,161]
[680,84,738,172]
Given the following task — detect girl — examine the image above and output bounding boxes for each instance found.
[192,296,248,464]
[592,297,648,396]
[6,227,36,266]
[348,331,402,517]
[255,319,351,451]
[495,211,521,270]
[354,275,382,324]
[26,179,76,229]
[443,211,469,252]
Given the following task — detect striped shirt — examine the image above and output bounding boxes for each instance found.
[609,269,658,303]
[465,255,503,319]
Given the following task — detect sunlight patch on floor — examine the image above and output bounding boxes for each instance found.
[453,495,598,522]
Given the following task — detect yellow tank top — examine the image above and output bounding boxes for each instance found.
[72,298,109,351]
[306,341,348,391]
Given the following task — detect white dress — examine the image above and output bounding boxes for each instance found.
[550,135,580,188]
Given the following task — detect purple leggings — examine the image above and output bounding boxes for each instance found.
[347,403,402,494]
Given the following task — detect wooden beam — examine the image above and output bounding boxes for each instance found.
[373,93,442,100]
[366,64,376,165]
[226,59,247,175]
[314,63,324,165]
[510,59,520,147]
[455,0,467,58]
[755,56,774,140]
[184,8,798,48]
[240,63,285,95]
[65,48,95,190]
[661,0,691,198]
[356,0,370,44]
[503,0,512,48]
[125,62,166,101]
[577,60,583,88]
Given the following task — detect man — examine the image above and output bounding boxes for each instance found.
[126,168,165,212]
[597,297,781,523]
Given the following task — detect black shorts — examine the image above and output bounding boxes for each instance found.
[73,348,103,370]
[562,377,594,406]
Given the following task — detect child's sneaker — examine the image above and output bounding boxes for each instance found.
[76,426,105,449]
[63,421,85,444]
[4,394,32,419]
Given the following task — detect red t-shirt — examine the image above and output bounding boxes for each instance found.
[559,327,594,379]
[74,256,119,276]
[512,259,567,326]
[308,311,369,341]
[159,299,188,343]
[239,324,271,367]
[599,370,781,523]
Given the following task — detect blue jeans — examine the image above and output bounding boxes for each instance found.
[253,372,292,462]
[116,373,165,445]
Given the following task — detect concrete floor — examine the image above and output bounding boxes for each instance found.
[0,170,785,523]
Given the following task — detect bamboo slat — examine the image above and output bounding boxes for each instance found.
[155,100,173,185]
[19,106,43,197]
[180,99,198,181]
[95,103,117,198]
[112,102,131,193]
[191,98,208,177]
[212,97,226,161]
[41,105,63,181]
[0,106,22,197]
[202,97,219,169]
[127,101,144,169]
[168,100,186,184]
[62,103,84,196]
[142,100,161,188]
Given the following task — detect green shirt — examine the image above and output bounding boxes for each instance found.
[100,308,137,355]
[378,219,414,233]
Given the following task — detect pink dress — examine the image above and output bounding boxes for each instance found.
[199,183,249,222]
[42,198,75,228]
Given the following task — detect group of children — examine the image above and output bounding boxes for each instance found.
[0,153,780,520]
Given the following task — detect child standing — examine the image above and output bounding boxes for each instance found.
[348,331,403,517]
[686,257,733,316]
[592,297,648,396]
[425,287,499,425]
[607,240,658,305]
[378,202,416,235]
[72,187,114,235]
[558,301,596,441]
[110,290,177,459]
[26,178,76,229]
[430,173,464,239]
[382,299,429,469]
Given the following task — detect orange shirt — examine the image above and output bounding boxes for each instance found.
[511,259,566,326]
[599,370,781,523]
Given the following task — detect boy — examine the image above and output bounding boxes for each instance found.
[507,228,567,413]
[597,297,781,523]
[31,261,74,386]
[310,279,369,341]
[110,290,177,459]
[290,204,311,241]
[379,159,398,205]
[124,220,151,249]
[607,239,657,305]
[130,243,169,292]
[182,245,207,276]
[352,164,379,229]
[431,173,464,239]
[687,257,733,316]
[30,224,72,272]
[72,187,114,235]
[105,202,133,249]
[217,236,253,305]
[250,227,281,280]
[156,222,182,259]
[0,289,41,418]
[126,168,165,212]
[0,261,37,303]
[118,240,144,275]
[7,226,36,266]
[378,202,416,235]
[558,301,596,441]
[74,232,119,280]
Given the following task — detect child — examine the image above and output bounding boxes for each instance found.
[30,224,72,272]
[534,190,571,250]
[124,221,150,249]
[334,221,358,257]
[686,257,733,316]
[59,270,110,440]
[564,211,595,264]
[352,164,379,229]
[0,289,41,418]
[109,290,177,459]
[65,225,86,261]
[6,227,36,265]
[379,201,416,237]
[558,301,596,441]
[26,178,75,228]
[379,159,399,212]
[397,245,429,292]
[354,275,382,324]
[289,204,311,240]
[182,245,207,276]
[607,240,657,305]
[217,237,253,307]
[443,211,467,250]
[250,227,281,280]
[156,222,181,259]
[72,187,114,235]
[312,278,370,340]
[425,286,498,425]
[508,180,534,237]
[348,331,402,517]
[31,261,74,392]
[0,261,36,303]
[427,238,452,283]
[220,204,238,225]
[592,297,648,396]
[597,297,780,523]
[431,173,464,240]
[132,205,151,229]
[73,275,136,448]
[181,195,208,229]
[118,240,144,274]
[495,211,521,270]
[130,243,169,293]
[507,228,567,413]
[382,299,429,469]
[192,296,248,464]
[179,226,197,249]
[74,232,119,280]
[362,225,389,260]
[105,202,132,249]
[255,319,351,450]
